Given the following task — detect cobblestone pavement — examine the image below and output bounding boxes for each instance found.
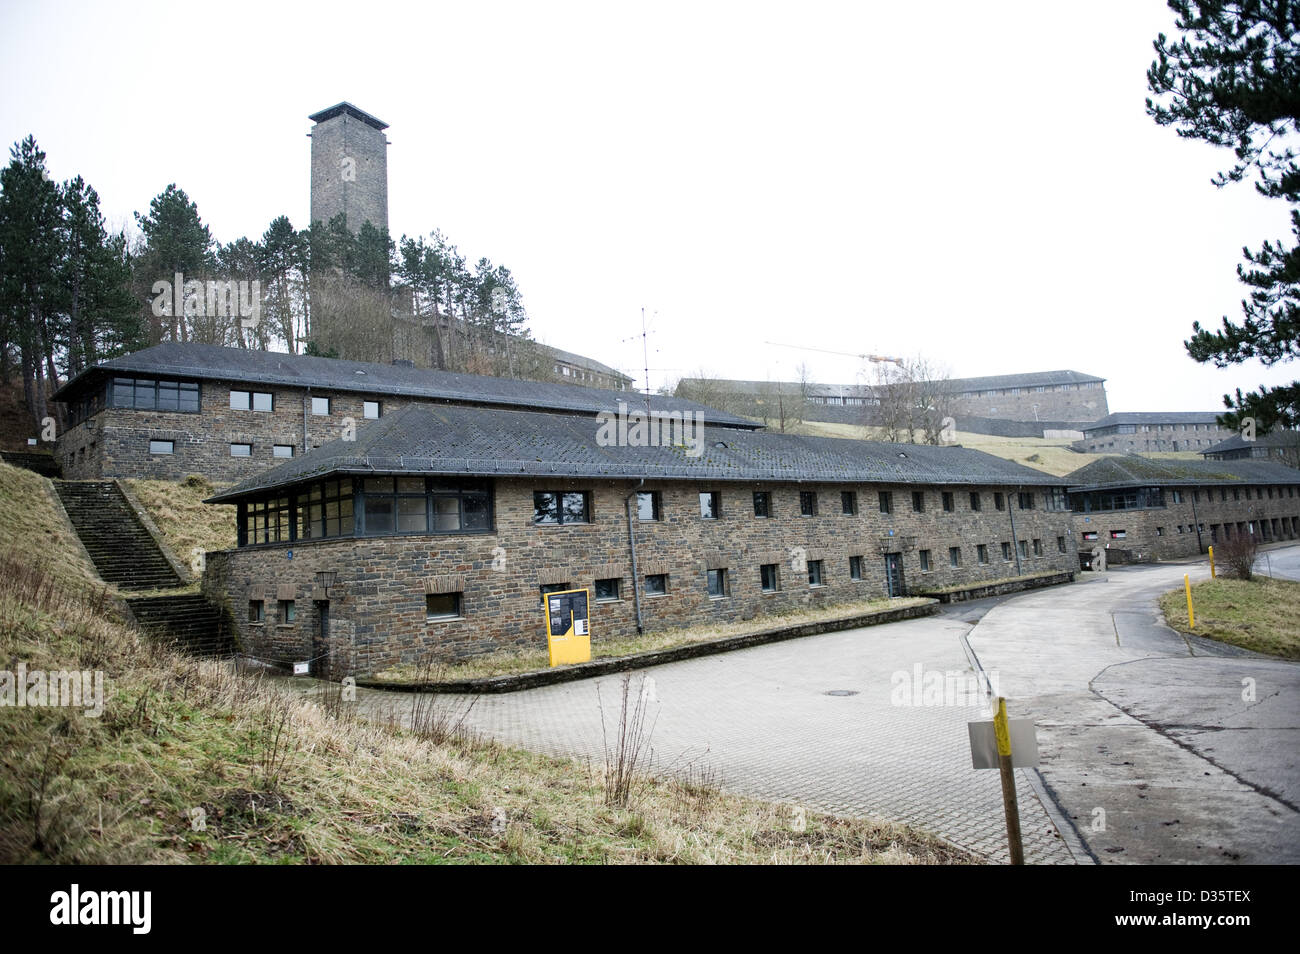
[358,608,1081,864]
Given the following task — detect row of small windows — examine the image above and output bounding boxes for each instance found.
[148,439,295,458]
[232,390,381,419]
[248,599,295,624]
[918,537,1064,570]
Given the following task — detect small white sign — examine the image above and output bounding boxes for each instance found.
[574,619,587,636]
[293,661,309,676]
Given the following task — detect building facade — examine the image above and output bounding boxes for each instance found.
[201,403,1075,676]
[1201,430,1300,466]
[309,102,389,233]
[1075,412,1233,454]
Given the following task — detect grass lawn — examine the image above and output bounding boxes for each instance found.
[126,474,236,566]
[1159,577,1300,659]
[369,595,933,682]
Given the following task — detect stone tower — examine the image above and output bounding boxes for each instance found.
[308,102,389,234]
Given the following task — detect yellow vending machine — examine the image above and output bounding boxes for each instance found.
[545,588,592,666]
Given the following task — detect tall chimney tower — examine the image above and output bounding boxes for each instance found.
[308,102,389,234]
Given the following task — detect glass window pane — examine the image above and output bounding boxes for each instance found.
[311,396,330,415]
[134,380,155,409]
[230,391,250,410]
[253,392,273,412]
[561,492,587,523]
[462,493,490,530]
[365,497,394,533]
[112,379,133,407]
[534,492,559,524]
[397,477,426,494]
[398,497,428,532]
[156,382,179,410]
[179,383,199,412]
[364,477,394,494]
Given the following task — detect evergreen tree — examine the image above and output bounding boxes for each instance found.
[133,184,214,343]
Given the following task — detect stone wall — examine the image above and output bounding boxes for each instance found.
[202,476,1076,676]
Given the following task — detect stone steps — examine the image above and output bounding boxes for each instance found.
[53,481,183,590]
[126,593,235,657]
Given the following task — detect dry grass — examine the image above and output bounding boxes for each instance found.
[370,595,933,682]
[0,461,110,598]
[125,475,236,568]
[1159,577,1300,659]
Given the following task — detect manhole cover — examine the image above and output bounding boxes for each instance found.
[825,689,859,697]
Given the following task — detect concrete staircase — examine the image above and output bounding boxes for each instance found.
[126,593,234,657]
[53,480,184,591]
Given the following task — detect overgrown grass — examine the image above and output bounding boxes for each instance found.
[1159,577,1300,659]
[125,475,236,568]
[370,595,933,682]
[0,461,110,598]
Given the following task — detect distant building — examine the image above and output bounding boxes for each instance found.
[308,102,389,234]
[544,345,633,391]
[1200,429,1300,465]
[1075,412,1232,454]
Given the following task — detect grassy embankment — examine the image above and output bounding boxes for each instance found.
[0,461,973,864]
[1159,577,1300,659]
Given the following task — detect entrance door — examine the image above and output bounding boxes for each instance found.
[312,600,330,678]
[884,552,905,597]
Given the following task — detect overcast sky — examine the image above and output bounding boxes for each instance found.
[2,0,1294,416]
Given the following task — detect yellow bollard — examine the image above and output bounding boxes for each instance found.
[1184,573,1195,629]
[993,697,1025,865]
[1209,545,1216,579]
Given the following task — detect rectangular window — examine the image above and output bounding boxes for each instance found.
[699,491,721,519]
[911,491,925,512]
[994,492,1005,511]
[1033,538,1043,556]
[230,390,251,410]
[977,544,989,564]
[1156,527,1164,537]
[252,391,273,412]
[1082,531,1098,542]
[1044,488,1069,511]
[876,491,891,515]
[364,400,381,419]
[273,444,294,458]
[849,555,863,580]
[148,439,174,455]
[278,599,295,624]
[538,582,571,605]
[1001,541,1012,561]
[1018,492,1034,510]
[942,492,954,513]
[534,490,590,524]
[760,563,779,592]
[297,478,356,541]
[800,491,817,516]
[637,491,660,521]
[595,578,621,602]
[230,443,252,457]
[706,568,728,598]
[949,546,961,568]
[1057,535,1067,553]
[753,491,771,517]
[426,592,463,620]
[807,559,824,586]
[844,491,859,515]
[919,549,931,572]
[644,573,667,596]
[969,492,981,512]
[1018,540,1029,559]
[248,600,264,623]
[1110,530,1126,540]
[311,396,331,415]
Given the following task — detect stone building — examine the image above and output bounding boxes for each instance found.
[200,403,1076,675]
[1065,457,1300,562]
[309,102,389,234]
[1200,430,1300,466]
[50,342,752,482]
[1074,412,1232,454]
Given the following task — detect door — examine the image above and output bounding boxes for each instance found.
[312,600,330,678]
[884,552,905,597]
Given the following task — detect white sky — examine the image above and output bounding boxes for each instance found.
[2,0,1295,417]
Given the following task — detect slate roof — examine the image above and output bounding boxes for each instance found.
[1082,411,1223,432]
[1200,430,1300,455]
[308,102,388,130]
[53,342,757,429]
[207,403,1066,502]
[1063,456,1300,492]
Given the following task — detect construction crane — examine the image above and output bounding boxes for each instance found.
[764,342,904,365]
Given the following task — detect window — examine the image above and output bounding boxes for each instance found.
[1044,488,1068,511]
[849,555,863,580]
[278,599,295,624]
[1057,535,1067,553]
[1110,530,1126,540]
[1156,527,1164,537]
[248,600,264,623]
[1018,540,1029,559]
[230,443,252,457]
[876,491,891,515]
[311,396,331,415]
[994,492,1005,511]
[538,582,571,605]
[949,546,961,568]
[253,391,273,412]
[229,390,272,411]
[1082,531,1099,542]
[1001,541,1012,561]
[1033,538,1043,556]
[595,578,621,602]
[297,478,356,540]
[911,491,925,512]
[108,377,199,413]
[760,563,779,592]
[637,491,660,521]
[273,444,294,458]
[843,491,859,514]
[919,549,932,572]
[534,491,590,525]
[1018,492,1034,510]
[699,491,721,519]
[644,573,667,596]
[807,559,824,586]
[969,492,981,512]
[426,593,462,620]
[148,439,174,455]
[800,491,817,516]
[753,491,771,517]
[245,496,292,544]
[363,400,381,419]
[942,492,954,513]
[706,568,729,598]
[977,544,989,565]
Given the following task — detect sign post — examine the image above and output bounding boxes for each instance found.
[544,588,592,666]
[969,696,1037,864]
[1184,574,1195,629]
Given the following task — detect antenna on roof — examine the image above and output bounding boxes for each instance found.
[641,307,652,418]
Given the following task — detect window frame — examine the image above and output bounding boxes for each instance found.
[706,568,729,599]
[426,592,464,621]
[799,491,817,517]
[807,559,824,587]
[533,490,592,526]
[363,400,382,419]
[699,490,722,520]
[148,439,174,455]
[753,491,771,518]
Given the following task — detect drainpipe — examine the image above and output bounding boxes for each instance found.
[303,388,310,455]
[1008,485,1022,575]
[624,479,645,634]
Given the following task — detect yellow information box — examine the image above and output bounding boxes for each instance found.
[545,588,592,666]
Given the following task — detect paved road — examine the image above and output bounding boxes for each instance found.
[354,546,1299,864]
